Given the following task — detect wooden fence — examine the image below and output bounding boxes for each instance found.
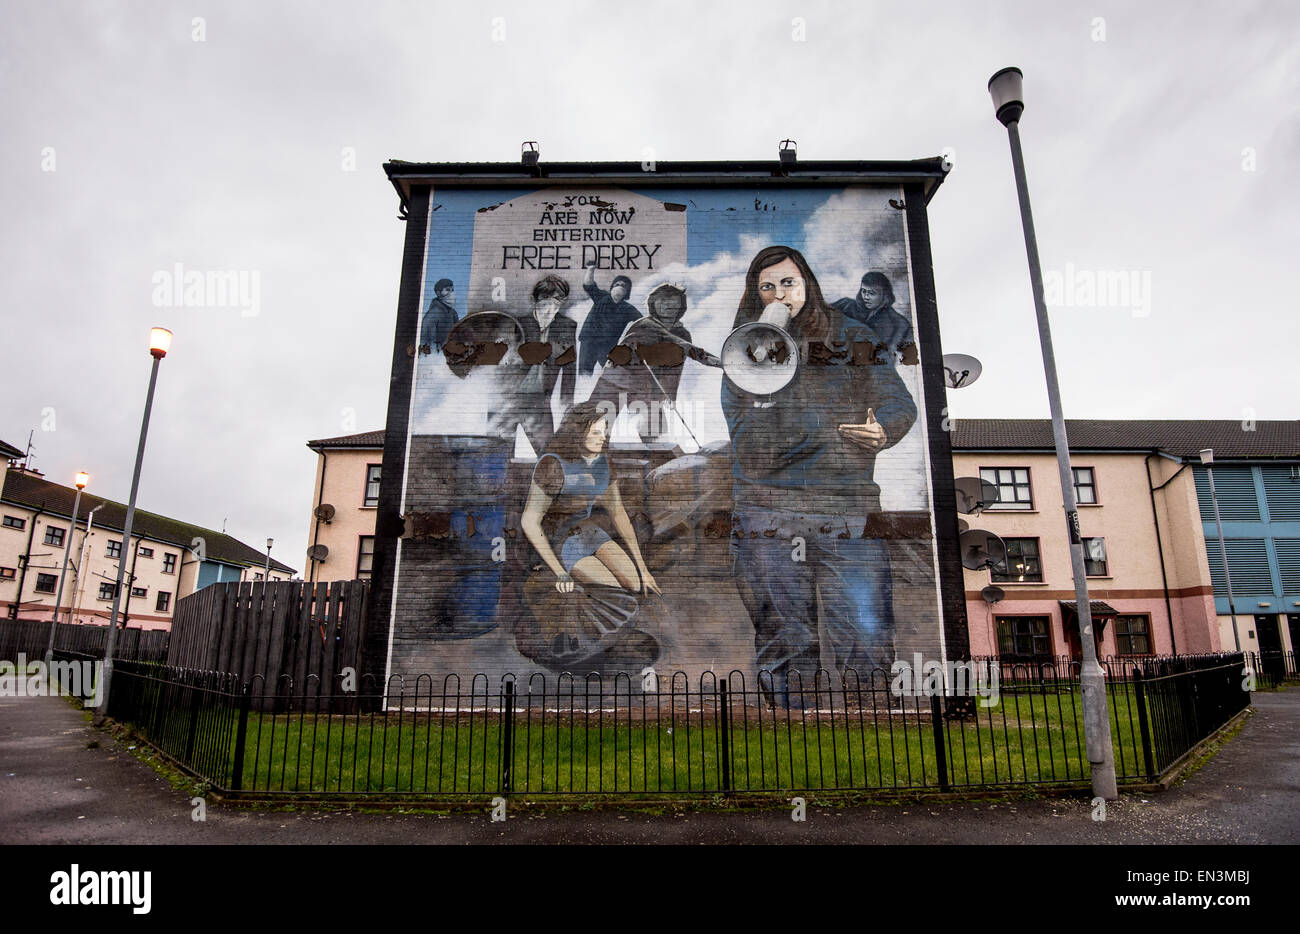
[0,617,170,664]
[166,580,370,702]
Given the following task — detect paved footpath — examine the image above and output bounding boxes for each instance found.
[1,689,1296,844]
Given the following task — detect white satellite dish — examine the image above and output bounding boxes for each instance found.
[954,477,1000,516]
[943,354,983,389]
[959,529,1007,571]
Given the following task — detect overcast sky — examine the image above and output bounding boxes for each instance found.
[2,0,1296,572]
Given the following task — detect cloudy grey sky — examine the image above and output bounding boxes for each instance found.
[3,0,1296,571]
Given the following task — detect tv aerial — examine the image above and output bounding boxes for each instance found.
[943,353,982,389]
[954,477,1000,516]
[959,529,1007,572]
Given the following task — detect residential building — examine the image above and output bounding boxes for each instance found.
[953,419,1300,663]
[304,430,384,583]
[304,420,1300,662]
[1,467,296,629]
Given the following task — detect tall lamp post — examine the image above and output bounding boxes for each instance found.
[1198,448,1242,652]
[989,67,1117,799]
[264,538,274,583]
[97,327,172,722]
[45,470,89,665]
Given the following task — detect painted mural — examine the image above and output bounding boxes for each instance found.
[392,185,947,698]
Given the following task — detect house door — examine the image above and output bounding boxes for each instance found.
[1255,615,1284,684]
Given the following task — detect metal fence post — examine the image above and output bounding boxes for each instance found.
[1132,669,1156,780]
[930,693,950,792]
[500,680,515,795]
[229,682,252,791]
[184,673,201,764]
[717,678,732,794]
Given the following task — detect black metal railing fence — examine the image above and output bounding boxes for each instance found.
[97,652,1261,800]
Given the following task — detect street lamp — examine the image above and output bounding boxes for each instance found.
[97,327,172,722]
[44,470,89,665]
[1199,448,1242,652]
[989,67,1118,799]
[264,537,274,583]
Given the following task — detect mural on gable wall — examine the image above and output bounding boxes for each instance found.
[391,184,949,703]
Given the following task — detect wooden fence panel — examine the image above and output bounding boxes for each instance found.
[0,618,168,663]
[161,579,370,702]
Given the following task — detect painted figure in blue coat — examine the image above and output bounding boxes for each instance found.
[419,278,460,353]
[578,264,642,375]
[722,246,917,706]
[521,400,661,596]
[832,271,915,366]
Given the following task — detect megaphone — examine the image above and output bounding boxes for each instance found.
[442,311,526,379]
[721,302,800,395]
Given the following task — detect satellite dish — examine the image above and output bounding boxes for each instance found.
[943,354,982,389]
[954,477,1000,515]
[959,529,1007,571]
[314,503,336,522]
[981,584,1006,604]
[956,517,969,533]
[307,544,329,562]
[721,321,798,396]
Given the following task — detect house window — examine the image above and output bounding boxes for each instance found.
[43,526,66,547]
[357,535,375,580]
[139,547,154,558]
[130,586,147,597]
[997,617,1052,661]
[156,591,171,612]
[35,573,57,593]
[98,582,117,601]
[364,464,382,507]
[106,540,122,558]
[1073,467,1098,504]
[0,567,15,579]
[991,538,1043,582]
[3,515,26,530]
[253,572,264,581]
[162,553,177,574]
[979,467,1033,510]
[1083,537,1108,576]
[1114,615,1152,655]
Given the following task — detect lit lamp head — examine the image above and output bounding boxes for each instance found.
[149,327,173,359]
[1199,448,1214,466]
[988,66,1025,126]
[74,471,89,490]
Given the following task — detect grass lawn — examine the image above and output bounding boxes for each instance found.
[138,683,1173,796]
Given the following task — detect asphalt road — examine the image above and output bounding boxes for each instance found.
[2,688,1296,845]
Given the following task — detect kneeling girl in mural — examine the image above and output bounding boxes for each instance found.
[521,400,661,598]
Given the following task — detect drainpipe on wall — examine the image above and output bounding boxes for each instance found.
[121,538,143,626]
[309,450,328,584]
[71,504,105,623]
[9,502,46,619]
[1145,450,1188,656]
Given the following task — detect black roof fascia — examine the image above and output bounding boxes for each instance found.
[383,158,950,216]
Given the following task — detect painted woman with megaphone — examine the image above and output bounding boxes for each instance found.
[720,245,918,709]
